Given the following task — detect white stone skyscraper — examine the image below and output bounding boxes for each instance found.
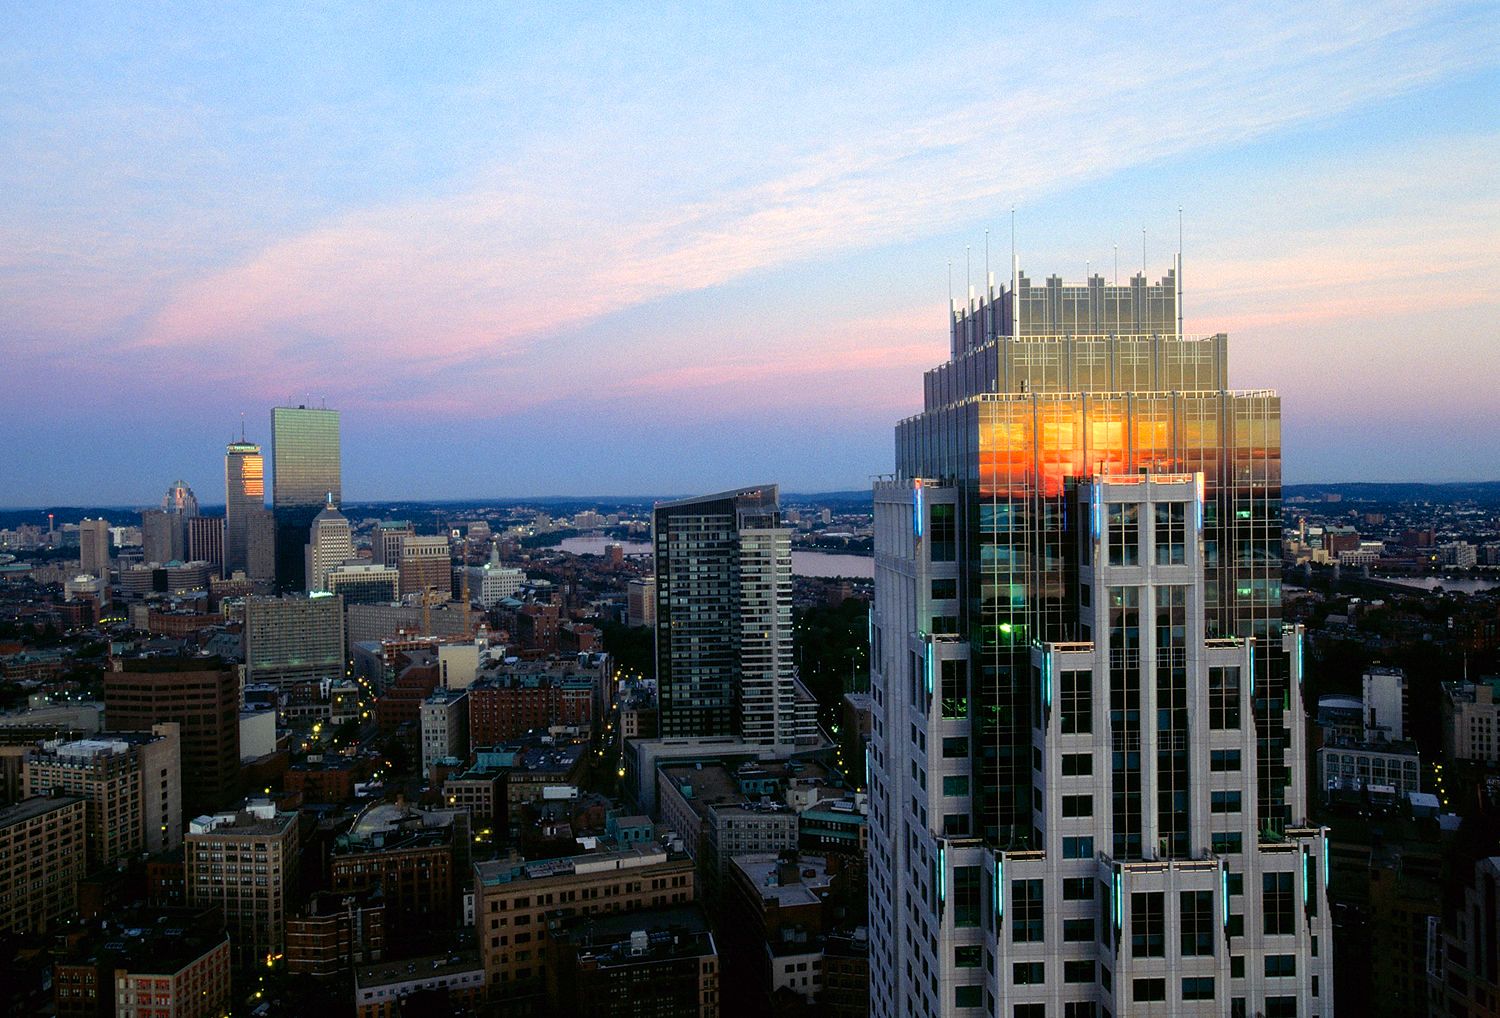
[867,262,1331,1018]
[304,500,353,593]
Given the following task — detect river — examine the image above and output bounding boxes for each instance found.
[556,535,874,579]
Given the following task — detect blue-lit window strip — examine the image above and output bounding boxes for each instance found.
[1301,849,1311,910]
[1041,646,1053,712]
[1221,865,1230,927]
[1090,486,1102,544]
[938,846,946,903]
[1248,641,1255,698]
[1112,870,1124,932]
[1195,472,1205,532]
[993,855,1004,921]
[1295,628,1304,686]
[913,479,924,538]
[925,641,934,697]
[1322,833,1330,888]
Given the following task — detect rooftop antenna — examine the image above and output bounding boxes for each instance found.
[1010,205,1018,337]
[1177,206,1185,339]
[239,412,246,442]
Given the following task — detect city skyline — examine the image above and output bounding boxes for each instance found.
[4,4,1498,504]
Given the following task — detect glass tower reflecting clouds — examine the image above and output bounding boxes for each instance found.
[271,406,341,591]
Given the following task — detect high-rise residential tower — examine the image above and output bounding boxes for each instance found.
[271,405,341,591]
[653,485,815,746]
[867,262,1331,1018]
[225,440,265,575]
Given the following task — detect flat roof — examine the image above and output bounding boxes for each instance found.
[0,794,86,827]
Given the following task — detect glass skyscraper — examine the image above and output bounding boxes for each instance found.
[868,261,1330,1018]
[271,406,341,591]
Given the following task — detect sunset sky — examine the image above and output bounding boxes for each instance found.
[3,3,1497,505]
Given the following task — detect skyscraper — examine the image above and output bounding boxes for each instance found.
[244,594,346,688]
[79,517,111,577]
[271,405,341,591]
[305,500,354,593]
[162,479,199,516]
[141,479,199,565]
[867,262,1331,1017]
[187,515,224,574]
[225,440,265,575]
[653,485,814,746]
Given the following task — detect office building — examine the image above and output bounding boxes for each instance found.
[372,520,415,567]
[467,669,595,746]
[462,544,526,608]
[305,501,354,592]
[475,843,696,997]
[225,439,265,576]
[421,688,470,773]
[79,517,111,578]
[246,507,276,581]
[399,534,452,598]
[1428,855,1500,1018]
[245,594,346,688]
[163,479,200,516]
[286,889,386,978]
[327,562,401,605]
[186,514,224,575]
[24,724,181,867]
[654,486,813,746]
[329,801,466,937]
[185,801,300,968]
[1318,737,1421,797]
[0,795,87,934]
[1361,665,1406,742]
[272,405,341,591]
[355,951,484,1018]
[105,654,241,818]
[628,575,657,628]
[547,906,720,1018]
[867,263,1331,1018]
[140,509,187,565]
[1441,677,1500,765]
[54,906,231,1018]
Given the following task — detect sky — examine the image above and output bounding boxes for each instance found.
[2,2,1498,506]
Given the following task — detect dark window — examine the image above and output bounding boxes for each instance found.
[1211,790,1242,813]
[1180,890,1214,956]
[1062,877,1093,901]
[1265,954,1296,978]
[1133,977,1166,1002]
[953,866,980,927]
[1213,831,1243,854]
[1155,502,1186,565]
[1061,753,1093,776]
[932,578,957,600]
[954,985,982,1008]
[1209,667,1240,729]
[1063,917,1095,942]
[941,660,969,720]
[1211,749,1242,771]
[1062,836,1094,859]
[1062,794,1093,818]
[1264,997,1297,1018]
[954,946,981,968]
[1063,959,1095,983]
[1131,892,1164,957]
[930,504,956,562]
[1107,503,1140,566]
[1182,976,1214,1001]
[1061,670,1092,734]
[1263,872,1295,935]
[1013,961,1044,985]
[942,736,969,758]
[1011,879,1044,942]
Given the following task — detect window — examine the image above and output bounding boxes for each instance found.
[1211,749,1242,771]
[1131,892,1164,957]
[944,813,970,836]
[1064,959,1095,983]
[1180,890,1214,956]
[954,985,982,1008]
[1061,753,1093,776]
[1212,832,1243,854]
[1062,795,1093,818]
[1264,997,1297,1018]
[1155,502,1186,565]
[932,578,957,600]
[930,504,956,561]
[1060,671,1092,734]
[1211,791,1242,813]
[1013,1006,1044,1018]
[943,775,970,797]
[1011,879,1044,942]
[1064,1004,1097,1018]
[942,737,969,758]
[1063,877,1094,901]
[954,946,981,968]
[954,866,980,927]
[1209,667,1240,729]
[1231,956,1245,978]
[1013,962,1044,985]
[1133,978,1166,1002]
[941,660,969,719]
[1265,955,1296,978]
[1107,503,1140,566]
[1062,836,1094,859]
[1063,917,1095,942]
[1182,976,1214,1001]
[1263,872,1295,935]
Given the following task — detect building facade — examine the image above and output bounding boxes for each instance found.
[186,515,224,576]
[79,517,111,577]
[868,264,1331,1018]
[105,654,242,819]
[305,502,354,592]
[225,439,265,576]
[271,405,341,591]
[327,562,401,605]
[185,802,300,967]
[654,486,812,746]
[399,535,453,598]
[1442,678,1500,765]
[245,594,346,688]
[23,725,181,868]
[0,795,86,934]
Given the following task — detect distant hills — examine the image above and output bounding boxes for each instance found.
[1285,481,1500,505]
